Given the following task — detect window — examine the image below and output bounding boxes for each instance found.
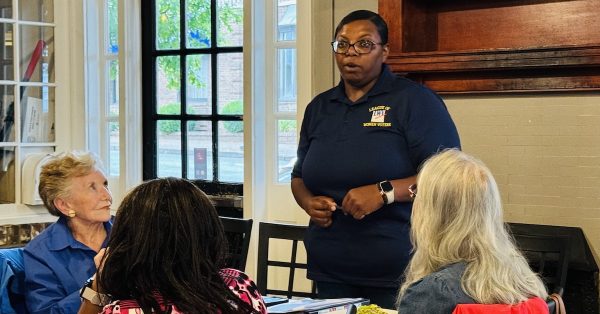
[105,0,119,176]
[84,0,119,178]
[274,0,296,183]
[141,0,244,186]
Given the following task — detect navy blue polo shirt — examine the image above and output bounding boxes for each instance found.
[292,64,460,287]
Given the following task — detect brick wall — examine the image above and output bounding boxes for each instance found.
[444,94,600,263]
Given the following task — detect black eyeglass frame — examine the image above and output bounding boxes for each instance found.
[330,39,384,54]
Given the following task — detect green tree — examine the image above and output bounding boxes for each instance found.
[156,0,242,90]
[278,119,297,133]
[221,100,243,133]
[158,102,197,134]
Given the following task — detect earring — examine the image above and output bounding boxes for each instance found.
[68,210,76,218]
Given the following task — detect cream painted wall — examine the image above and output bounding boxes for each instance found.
[445,95,600,262]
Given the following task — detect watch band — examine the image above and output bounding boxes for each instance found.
[378,181,395,204]
[80,275,110,307]
[379,188,388,204]
[80,286,110,306]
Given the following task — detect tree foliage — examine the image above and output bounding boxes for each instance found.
[158,102,197,134]
[156,0,243,90]
[221,100,243,133]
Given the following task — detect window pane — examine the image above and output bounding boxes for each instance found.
[108,121,119,176]
[156,55,180,114]
[217,0,243,47]
[0,6,11,19]
[277,0,296,41]
[156,0,180,50]
[186,54,211,114]
[19,25,54,84]
[277,119,296,183]
[218,120,243,183]
[187,120,212,180]
[157,120,182,177]
[107,60,119,116]
[19,0,53,23]
[20,85,54,143]
[186,0,211,49]
[0,23,14,81]
[217,53,242,114]
[0,85,15,142]
[277,48,296,112]
[106,0,118,54]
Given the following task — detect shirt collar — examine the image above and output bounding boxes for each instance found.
[47,216,113,251]
[330,63,396,104]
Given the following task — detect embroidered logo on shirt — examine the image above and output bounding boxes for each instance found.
[364,105,391,127]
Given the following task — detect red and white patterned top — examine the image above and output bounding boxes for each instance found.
[99,268,267,313]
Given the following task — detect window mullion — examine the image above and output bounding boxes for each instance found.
[210,0,219,181]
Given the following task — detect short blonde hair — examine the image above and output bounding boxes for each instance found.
[38,151,100,217]
[398,149,547,304]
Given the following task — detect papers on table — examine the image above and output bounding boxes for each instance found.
[267,298,369,314]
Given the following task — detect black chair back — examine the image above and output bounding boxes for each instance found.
[220,217,253,272]
[256,222,316,299]
[511,233,570,294]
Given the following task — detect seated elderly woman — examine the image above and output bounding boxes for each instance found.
[397,149,548,313]
[78,177,266,313]
[24,151,113,313]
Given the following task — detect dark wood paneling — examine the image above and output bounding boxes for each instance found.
[379,0,600,94]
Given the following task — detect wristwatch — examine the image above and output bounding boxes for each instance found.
[80,275,111,307]
[377,180,395,204]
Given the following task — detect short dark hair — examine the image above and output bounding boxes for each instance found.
[333,10,388,44]
[97,177,255,313]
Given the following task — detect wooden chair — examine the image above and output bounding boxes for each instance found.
[256,222,316,299]
[220,217,253,272]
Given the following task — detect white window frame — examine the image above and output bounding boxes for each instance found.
[84,0,142,206]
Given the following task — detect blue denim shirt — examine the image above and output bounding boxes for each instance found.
[398,262,476,314]
[23,217,112,314]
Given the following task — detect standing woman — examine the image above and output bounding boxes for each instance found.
[24,151,113,313]
[398,149,548,313]
[291,10,460,308]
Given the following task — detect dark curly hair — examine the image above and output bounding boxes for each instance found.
[97,177,257,313]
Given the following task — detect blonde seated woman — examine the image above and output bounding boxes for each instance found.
[397,149,548,314]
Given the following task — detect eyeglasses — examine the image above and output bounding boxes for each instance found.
[331,39,383,54]
[408,184,417,200]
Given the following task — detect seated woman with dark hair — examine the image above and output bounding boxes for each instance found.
[78,177,266,314]
[397,149,548,314]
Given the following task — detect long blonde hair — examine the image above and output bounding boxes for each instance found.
[398,149,547,304]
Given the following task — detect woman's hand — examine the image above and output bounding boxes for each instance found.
[93,248,108,292]
[94,248,107,270]
[341,184,384,220]
[302,196,337,228]
[291,178,337,228]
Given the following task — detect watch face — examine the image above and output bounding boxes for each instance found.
[380,181,393,192]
